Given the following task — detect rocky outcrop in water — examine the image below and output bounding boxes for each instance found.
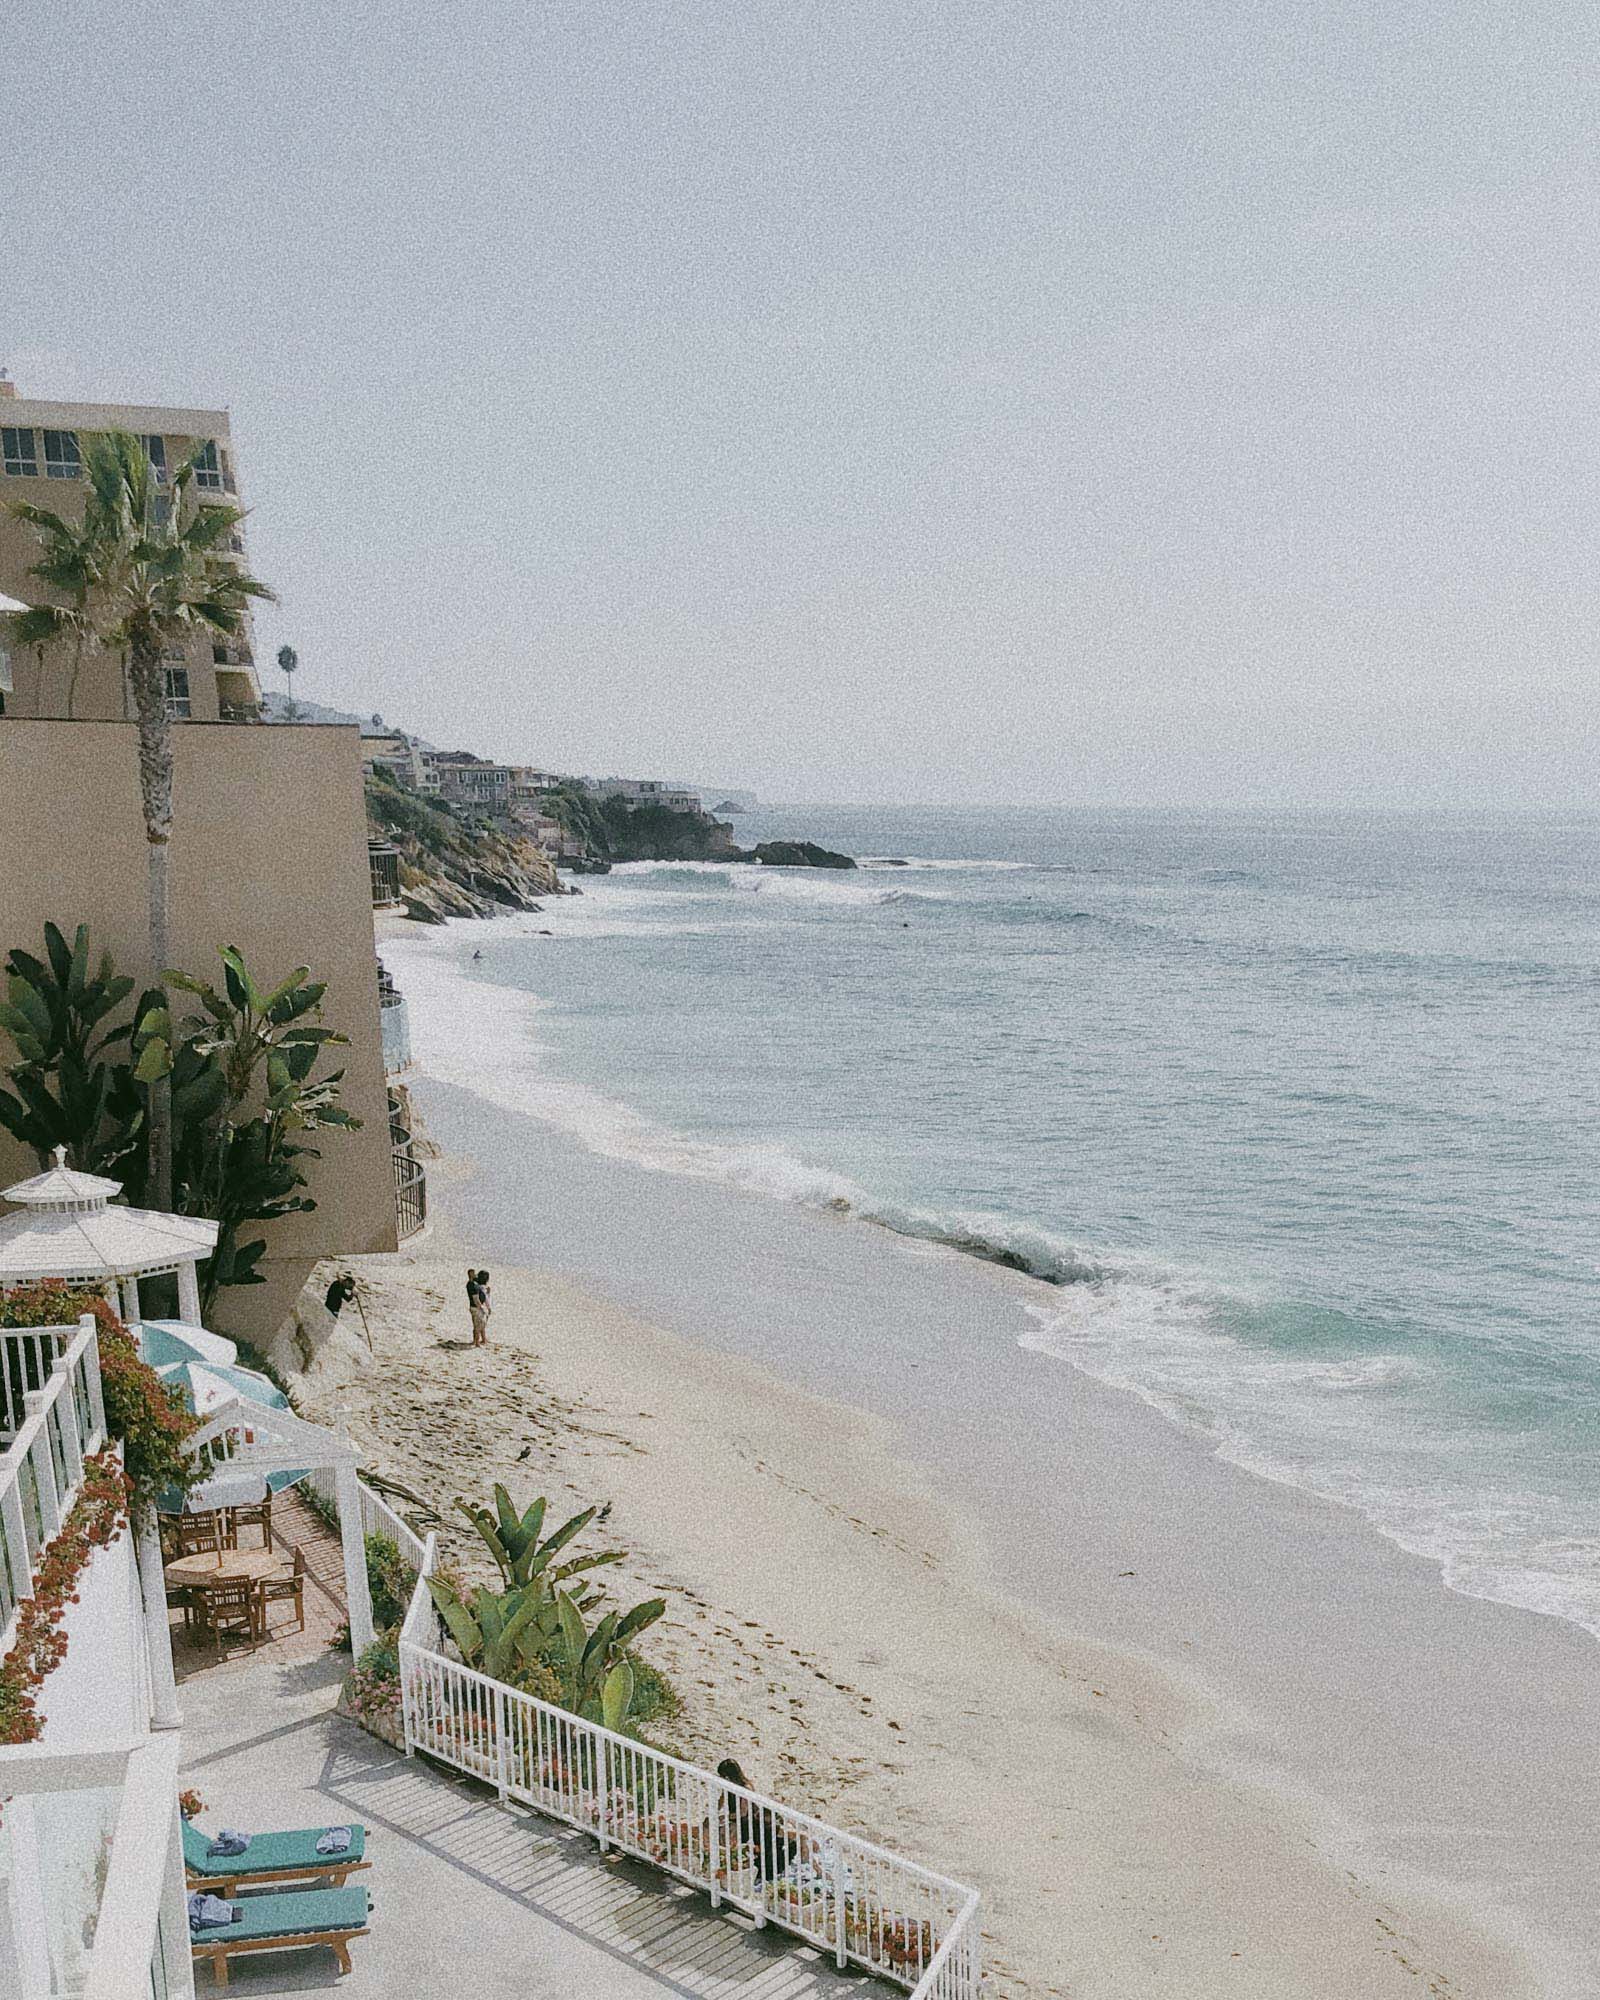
[744,840,856,870]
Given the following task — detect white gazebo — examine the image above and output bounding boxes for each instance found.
[0,1148,219,1324]
[183,1397,376,1655]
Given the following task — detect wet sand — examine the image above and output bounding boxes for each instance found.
[288,1132,1558,1996]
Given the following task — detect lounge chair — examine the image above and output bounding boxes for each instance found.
[183,1817,369,1895]
[190,1884,370,1986]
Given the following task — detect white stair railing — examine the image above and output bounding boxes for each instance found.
[0,1317,107,1655]
[363,1477,980,1991]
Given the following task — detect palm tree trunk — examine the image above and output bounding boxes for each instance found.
[127,633,175,1209]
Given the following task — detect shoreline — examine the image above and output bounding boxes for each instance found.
[356,914,1600,1996]
[378,906,1600,1653]
[300,1217,1539,1998]
[303,1161,1568,1990]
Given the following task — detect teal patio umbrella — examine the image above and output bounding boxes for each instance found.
[156,1357,306,1508]
[135,1320,238,1370]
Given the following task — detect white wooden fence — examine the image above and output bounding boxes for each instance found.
[347,1476,982,1994]
[0,1317,107,1655]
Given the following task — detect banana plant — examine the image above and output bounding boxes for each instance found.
[426,1572,607,1680]
[556,1589,666,1731]
[0,922,150,1183]
[132,945,360,1309]
[458,1487,624,1594]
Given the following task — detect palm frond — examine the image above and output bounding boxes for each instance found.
[4,605,76,648]
[182,503,246,552]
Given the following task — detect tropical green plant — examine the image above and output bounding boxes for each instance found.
[0,926,358,1306]
[458,1487,624,1593]
[364,1534,416,1632]
[555,1588,667,1732]
[276,643,298,714]
[133,946,359,1309]
[425,1560,611,1677]
[3,431,272,1204]
[0,922,150,1182]
[426,1574,556,1683]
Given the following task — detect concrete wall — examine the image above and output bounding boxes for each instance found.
[33,1525,148,1747]
[0,719,398,1339]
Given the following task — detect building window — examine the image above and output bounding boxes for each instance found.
[42,430,81,479]
[2,426,37,477]
[163,668,192,720]
[143,434,167,479]
[193,440,225,491]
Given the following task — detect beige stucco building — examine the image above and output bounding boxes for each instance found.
[0,380,261,723]
[0,719,399,1340]
[0,379,403,1342]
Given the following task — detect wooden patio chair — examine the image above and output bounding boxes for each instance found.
[166,1580,201,1638]
[226,1494,273,1551]
[202,1578,262,1647]
[175,1512,227,1556]
[259,1548,306,1634]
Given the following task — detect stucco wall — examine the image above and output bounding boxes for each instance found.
[32,1524,148,1748]
[0,719,397,1339]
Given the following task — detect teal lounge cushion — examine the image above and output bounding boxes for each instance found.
[201,1886,370,1945]
[184,1820,367,1877]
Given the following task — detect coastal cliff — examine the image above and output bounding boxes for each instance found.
[536,783,854,870]
[366,775,560,923]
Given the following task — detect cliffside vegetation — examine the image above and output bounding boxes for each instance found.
[365,774,560,920]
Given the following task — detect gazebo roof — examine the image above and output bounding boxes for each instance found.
[0,1148,218,1280]
[3,1148,124,1213]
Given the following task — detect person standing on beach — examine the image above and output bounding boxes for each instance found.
[467,1268,492,1346]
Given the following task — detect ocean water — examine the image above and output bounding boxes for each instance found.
[400,806,1600,1640]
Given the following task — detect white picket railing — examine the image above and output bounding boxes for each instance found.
[378,1490,981,1993]
[0,1317,108,1654]
[306,1465,431,1576]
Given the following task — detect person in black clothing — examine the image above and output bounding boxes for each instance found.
[716,1759,799,1883]
[324,1274,356,1317]
[467,1269,491,1346]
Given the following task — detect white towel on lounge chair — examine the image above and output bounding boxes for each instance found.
[315,1824,353,1855]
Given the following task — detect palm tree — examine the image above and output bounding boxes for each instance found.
[276,643,298,716]
[3,431,272,1203]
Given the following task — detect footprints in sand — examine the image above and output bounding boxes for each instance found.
[730,1439,940,1570]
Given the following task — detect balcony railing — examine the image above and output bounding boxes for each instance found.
[394,1149,426,1240]
[390,1501,981,1993]
[369,841,402,909]
[0,1734,192,2000]
[380,993,412,1075]
[1,1316,107,1655]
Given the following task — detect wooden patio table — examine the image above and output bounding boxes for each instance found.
[165,1548,287,1591]
[166,1547,290,1645]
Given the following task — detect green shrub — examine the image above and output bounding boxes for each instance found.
[365,1533,416,1631]
[0,1282,195,1507]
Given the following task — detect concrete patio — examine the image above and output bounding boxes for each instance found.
[174,1630,873,1997]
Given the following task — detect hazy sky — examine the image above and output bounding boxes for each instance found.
[6,2,1597,806]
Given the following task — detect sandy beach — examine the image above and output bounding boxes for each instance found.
[287,1152,1544,1999]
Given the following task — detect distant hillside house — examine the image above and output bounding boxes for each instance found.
[588,776,706,815]
[361,729,430,790]
[424,750,513,809]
